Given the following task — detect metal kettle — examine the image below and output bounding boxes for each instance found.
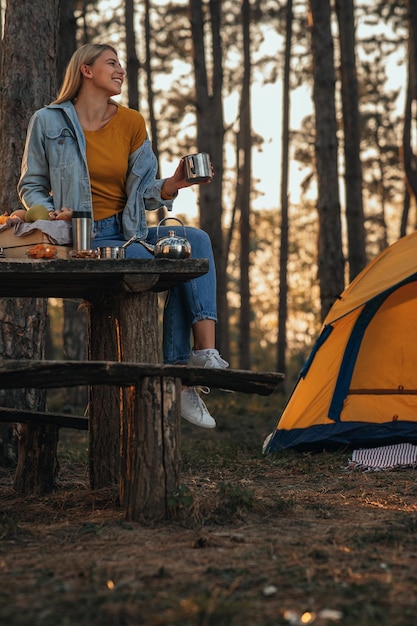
[137,217,192,259]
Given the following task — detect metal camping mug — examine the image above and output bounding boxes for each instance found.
[97,235,139,259]
[72,211,92,251]
[184,152,212,183]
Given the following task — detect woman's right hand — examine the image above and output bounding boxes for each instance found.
[163,158,213,196]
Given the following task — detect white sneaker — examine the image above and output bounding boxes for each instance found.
[188,349,229,369]
[181,387,216,429]
[189,348,232,393]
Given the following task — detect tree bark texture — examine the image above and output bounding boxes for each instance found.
[14,421,59,494]
[57,0,77,87]
[237,0,252,370]
[407,0,417,104]
[0,0,59,210]
[121,376,181,521]
[0,296,59,495]
[125,0,140,111]
[277,0,292,378]
[144,0,165,222]
[189,0,230,360]
[0,0,60,490]
[334,0,367,281]
[4,299,59,495]
[87,292,159,489]
[308,0,345,320]
[403,0,417,221]
[0,298,48,468]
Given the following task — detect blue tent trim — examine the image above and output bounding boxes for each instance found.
[265,421,417,453]
[329,281,415,421]
[299,324,333,379]
[264,274,417,454]
[328,294,387,421]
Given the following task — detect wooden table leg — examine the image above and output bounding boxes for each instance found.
[88,291,159,488]
[121,375,181,521]
[88,290,181,520]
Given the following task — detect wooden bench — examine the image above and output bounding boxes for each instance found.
[0,359,284,520]
[0,257,284,521]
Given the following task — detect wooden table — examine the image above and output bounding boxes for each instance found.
[0,256,208,298]
[0,256,209,520]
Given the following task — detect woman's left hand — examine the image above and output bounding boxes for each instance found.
[49,207,73,221]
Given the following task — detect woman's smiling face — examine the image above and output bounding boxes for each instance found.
[83,50,126,96]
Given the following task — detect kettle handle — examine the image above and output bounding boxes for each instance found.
[156,217,187,238]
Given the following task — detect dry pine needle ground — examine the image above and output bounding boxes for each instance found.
[1,393,417,626]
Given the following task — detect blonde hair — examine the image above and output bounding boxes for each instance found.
[52,43,118,104]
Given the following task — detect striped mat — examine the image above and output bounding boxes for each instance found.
[348,443,417,471]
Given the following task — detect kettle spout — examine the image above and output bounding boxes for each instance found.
[136,238,156,256]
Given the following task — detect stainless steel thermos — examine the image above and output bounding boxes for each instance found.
[72,211,92,251]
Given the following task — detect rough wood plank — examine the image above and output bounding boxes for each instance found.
[0,406,88,430]
[0,360,284,395]
[0,258,209,298]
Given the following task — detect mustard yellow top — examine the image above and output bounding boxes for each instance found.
[84,104,146,221]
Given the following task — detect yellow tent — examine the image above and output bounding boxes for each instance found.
[265,230,417,452]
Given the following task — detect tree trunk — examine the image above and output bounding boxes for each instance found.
[277,0,293,378]
[0,299,48,467]
[144,0,166,222]
[407,0,417,106]
[144,0,159,165]
[401,45,416,232]
[189,0,230,360]
[308,0,345,320]
[14,422,59,494]
[88,291,159,489]
[403,1,417,222]
[125,0,140,111]
[122,375,181,521]
[0,0,60,490]
[237,0,252,370]
[57,0,78,87]
[0,0,59,210]
[334,0,366,281]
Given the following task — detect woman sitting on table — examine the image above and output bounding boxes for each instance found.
[17,42,228,429]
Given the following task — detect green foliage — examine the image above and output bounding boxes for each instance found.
[167,483,194,515]
[217,481,255,511]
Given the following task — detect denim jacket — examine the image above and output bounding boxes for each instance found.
[17,100,174,240]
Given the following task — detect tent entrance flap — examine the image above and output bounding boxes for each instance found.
[328,291,391,421]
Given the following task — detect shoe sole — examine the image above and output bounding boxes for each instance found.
[181,414,216,429]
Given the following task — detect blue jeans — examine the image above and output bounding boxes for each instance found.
[93,213,217,364]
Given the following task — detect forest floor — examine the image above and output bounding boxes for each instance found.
[1,390,417,626]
